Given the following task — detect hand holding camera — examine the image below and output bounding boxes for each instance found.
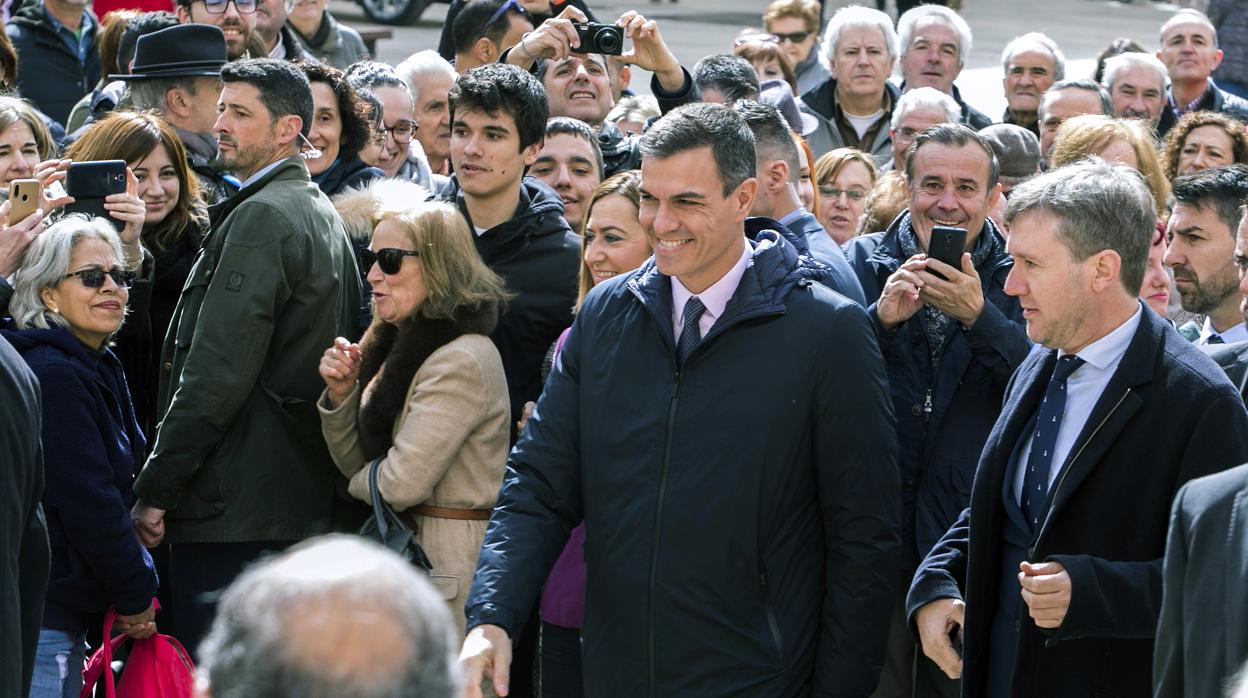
[508,5,589,67]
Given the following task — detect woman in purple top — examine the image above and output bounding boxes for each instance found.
[525,170,650,697]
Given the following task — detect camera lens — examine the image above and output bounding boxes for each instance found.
[597,27,621,54]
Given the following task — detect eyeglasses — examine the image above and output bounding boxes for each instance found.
[63,267,136,289]
[382,120,418,144]
[772,31,811,44]
[361,247,420,275]
[197,0,257,14]
[818,185,867,201]
[485,0,528,29]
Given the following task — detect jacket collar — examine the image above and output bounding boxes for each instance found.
[208,155,307,227]
[627,227,823,349]
[800,77,901,122]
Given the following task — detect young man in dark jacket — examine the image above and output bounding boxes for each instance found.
[438,63,580,436]
[461,103,901,698]
[131,59,361,656]
[844,124,1030,697]
[5,0,100,127]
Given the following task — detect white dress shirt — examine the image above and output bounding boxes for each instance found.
[671,241,752,343]
[1013,303,1143,504]
[1197,318,1248,345]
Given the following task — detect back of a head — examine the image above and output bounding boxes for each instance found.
[1171,164,1248,238]
[449,62,548,151]
[733,100,801,184]
[118,11,179,75]
[1039,79,1114,121]
[693,54,760,105]
[453,0,513,56]
[220,58,313,137]
[1004,157,1154,294]
[197,535,460,698]
[979,123,1041,187]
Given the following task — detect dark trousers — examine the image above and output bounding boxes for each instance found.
[538,621,583,698]
[168,540,287,659]
[872,574,960,698]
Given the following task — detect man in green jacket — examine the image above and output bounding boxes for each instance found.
[131,58,361,655]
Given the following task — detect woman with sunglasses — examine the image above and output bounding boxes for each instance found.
[298,61,385,198]
[761,0,828,95]
[3,217,159,698]
[317,200,512,639]
[65,111,208,439]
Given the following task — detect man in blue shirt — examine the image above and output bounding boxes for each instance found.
[5,0,99,127]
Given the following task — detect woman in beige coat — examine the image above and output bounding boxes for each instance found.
[317,199,512,638]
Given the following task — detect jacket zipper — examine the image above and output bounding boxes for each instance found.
[648,369,681,697]
[923,388,933,424]
[1032,388,1131,550]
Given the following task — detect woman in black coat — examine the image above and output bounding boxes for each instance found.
[298,60,385,197]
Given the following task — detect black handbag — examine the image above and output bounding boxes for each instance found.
[357,456,433,572]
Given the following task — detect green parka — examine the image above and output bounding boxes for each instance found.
[134,157,362,543]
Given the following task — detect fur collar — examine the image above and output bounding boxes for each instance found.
[355,303,499,460]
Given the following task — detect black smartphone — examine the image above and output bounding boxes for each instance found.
[927,225,968,280]
[64,160,127,231]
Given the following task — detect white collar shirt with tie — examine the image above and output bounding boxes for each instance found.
[1013,303,1143,505]
[671,241,753,345]
[1198,318,1248,346]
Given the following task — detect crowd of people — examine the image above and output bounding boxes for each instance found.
[1,0,1248,696]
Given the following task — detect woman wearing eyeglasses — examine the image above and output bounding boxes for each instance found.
[3,217,159,698]
[814,147,878,245]
[345,61,421,181]
[317,200,512,639]
[297,61,385,198]
[65,110,208,441]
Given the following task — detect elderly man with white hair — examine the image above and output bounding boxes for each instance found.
[1101,52,1169,126]
[888,86,959,172]
[800,5,899,163]
[1155,8,1248,137]
[1000,32,1065,138]
[896,5,993,130]
[396,50,457,181]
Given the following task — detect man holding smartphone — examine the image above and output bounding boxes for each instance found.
[844,123,1031,697]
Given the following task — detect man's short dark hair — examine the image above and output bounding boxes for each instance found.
[732,100,800,185]
[545,116,604,178]
[1005,157,1154,294]
[693,55,760,104]
[119,11,179,74]
[905,123,1000,192]
[1171,164,1248,238]
[640,102,756,197]
[450,63,548,151]
[1039,78,1114,121]
[453,0,527,56]
[220,58,313,137]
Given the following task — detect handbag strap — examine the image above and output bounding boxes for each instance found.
[368,456,388,539]
[82,608,121,698]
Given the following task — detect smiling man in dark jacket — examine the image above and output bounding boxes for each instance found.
[438,63,580,434]
[460,103,900,698]
[845,124,1030,697]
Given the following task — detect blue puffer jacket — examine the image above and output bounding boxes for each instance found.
[467,229,901,697]
[844,212,1030,571]
[1,326,157,631]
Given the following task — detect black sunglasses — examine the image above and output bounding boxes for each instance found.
[63,267,136,289]
[361,247,420,275]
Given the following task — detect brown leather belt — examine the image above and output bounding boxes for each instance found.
[409,504,492,521]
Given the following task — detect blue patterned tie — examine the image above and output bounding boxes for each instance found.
[1208,334,1225,345]
[1021,354,1085,530]
[677,296,705,366]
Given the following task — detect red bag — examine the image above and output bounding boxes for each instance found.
[80,601,196,698]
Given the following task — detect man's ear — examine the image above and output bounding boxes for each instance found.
[733,177,759,219]
[522,139,541,167]
[165,85,192,119]
[765,159,789,195]
[275,114,303,148]
[1088,248,1123,293]
[175,4,191,22]
[474,37,496,64]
